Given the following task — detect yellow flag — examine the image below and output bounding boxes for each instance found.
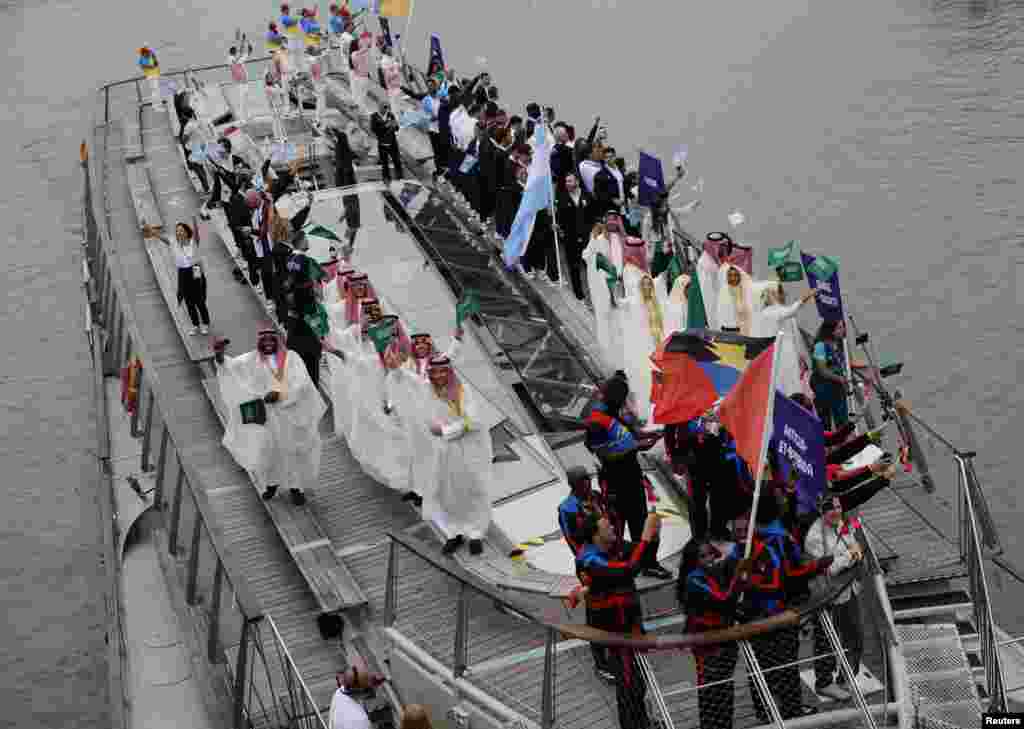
[379,0,411,17]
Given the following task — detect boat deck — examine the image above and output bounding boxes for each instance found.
[96,63,974,727]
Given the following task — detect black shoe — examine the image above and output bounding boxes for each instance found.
[262,485,278,500]
[642,565,673,580]
[469,539,483,556]
[401,490,419,502]
[290,488,306,506]
[595,666,616,683]
[441,536,464,555]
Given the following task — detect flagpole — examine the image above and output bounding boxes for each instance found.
[743,335,783,561]
[544,116,566,287]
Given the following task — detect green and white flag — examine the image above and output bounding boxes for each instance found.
[768,239,798,269]
[455,289,481,328]
[805,254,839,281]
[367,318,397,355]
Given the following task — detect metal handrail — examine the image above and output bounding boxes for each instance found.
[264,614,331,729]
[956,454,1008,711]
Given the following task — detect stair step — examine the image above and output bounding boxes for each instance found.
[891,589,972,619]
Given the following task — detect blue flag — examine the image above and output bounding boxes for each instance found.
[637,151,666,208]
[429,34,445,73]
[502,124,554,267]
[800,251,845,322]
[772,392,826,516]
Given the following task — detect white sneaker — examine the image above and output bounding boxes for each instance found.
[200,325,210,335]
[817,683,851,701]
[188,327,200,336]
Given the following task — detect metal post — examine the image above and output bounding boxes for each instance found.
[129,363,142,437]
[233,620,251,729]
[384,539,398,626]
[168,461,185,555]
[453,583,469,678]
[740,640,786,729]
[208,561,224,663]
[964,455,1002,554]
[186,507,203,605]
[540,628,556,729]
[820,611,879,729]
[154,426,169,509]
[140,390,155,471]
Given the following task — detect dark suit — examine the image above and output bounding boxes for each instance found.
[370,110,403,182]
[556,189,590,299]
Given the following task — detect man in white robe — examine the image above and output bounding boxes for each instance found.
[214,328,326,506]
[345,304,414,493]
[423,354,493,556]
[655,272,689,337]
[324,271,373,439]
[694,248,720,330]
[387,329,464,508]
[581,215,627,371]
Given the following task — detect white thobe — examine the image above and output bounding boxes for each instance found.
[581,233,626,371]
[218,350,326,492]
[421,385,493,540]
[347,337,412,491]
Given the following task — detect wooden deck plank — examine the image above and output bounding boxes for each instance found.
[124,160,164,229]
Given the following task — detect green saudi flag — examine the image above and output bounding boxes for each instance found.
[776,261,805,283]
[665,254,685,295]
[305,224,342,242]
[687,273,708,329]
[595,253,620,300]
[455,289,481,328]
[239,398,267,426]
[303,303,330,339]
[768,239,798,269]
[806,254,839,281]
[367,318,397,355]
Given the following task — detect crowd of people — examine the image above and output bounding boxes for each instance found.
[139,8,910,729]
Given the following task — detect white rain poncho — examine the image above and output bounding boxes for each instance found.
[715,263,755,335]
[347,318,412,491]
[218,346,326,492]
[695,250,720,330]
[581,230,625,371]
[750,285,815,401]
[420,358,493,541]
[615,238,663,423]
[655,272,689,338]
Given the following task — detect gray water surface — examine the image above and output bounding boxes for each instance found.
[1,1,1021,725]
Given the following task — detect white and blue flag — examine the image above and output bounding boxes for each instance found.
[502,123,554,267]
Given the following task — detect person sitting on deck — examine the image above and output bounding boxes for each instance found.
[804,495,866,702]
[576,511,663,729]
[420,354,493,557]
[678,539,746,729]
[213,327,326,506]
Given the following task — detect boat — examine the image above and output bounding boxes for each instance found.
[81,22,1024,729]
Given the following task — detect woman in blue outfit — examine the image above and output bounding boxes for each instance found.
[811,320,849,430]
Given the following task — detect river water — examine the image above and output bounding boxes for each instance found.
[1,0,1020,725]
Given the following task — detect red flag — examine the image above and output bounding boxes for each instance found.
[718,342,777,475]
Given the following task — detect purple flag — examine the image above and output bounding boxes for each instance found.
[637,151,666,208]
[800,251,845,322]
[772,392,826,516]
[428,34,445,74]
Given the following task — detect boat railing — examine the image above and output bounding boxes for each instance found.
[384,529,899,729]
[83,96,335,728]
[842,315,1010,713]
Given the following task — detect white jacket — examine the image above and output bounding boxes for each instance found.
[804,516,861,604]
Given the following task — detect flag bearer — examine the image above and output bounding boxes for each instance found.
[137,47,163,109]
